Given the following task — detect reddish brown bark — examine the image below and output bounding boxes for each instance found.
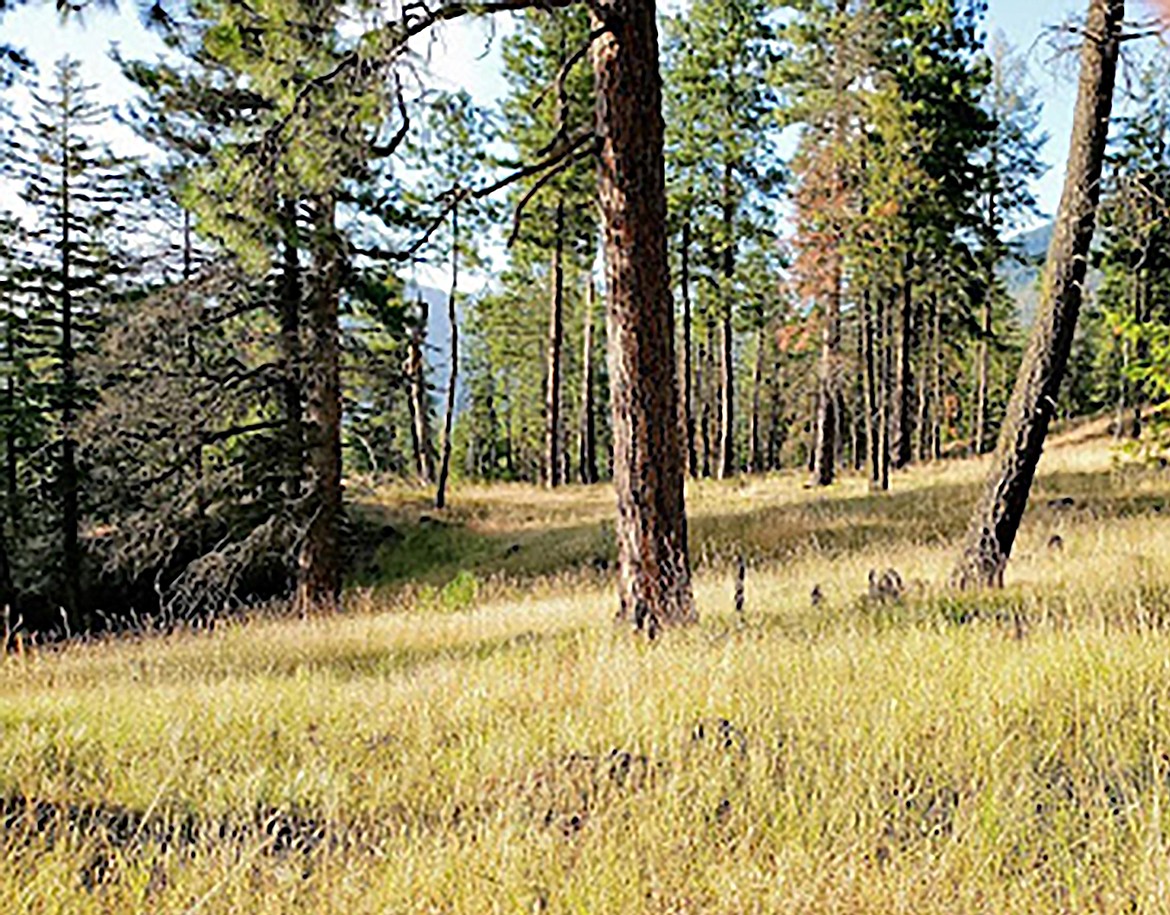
[592,0,695,632]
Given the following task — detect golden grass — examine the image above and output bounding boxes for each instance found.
[6,424,1170,912]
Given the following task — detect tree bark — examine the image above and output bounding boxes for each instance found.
[699,314,713,478]
[878,286,893,491]
[680,220,698,478]
[749,322,764,473]
[974,293,992,454]
[953,0,1124,588]
[591,0,695,632]
[278,199,306,497]
[296,193,344,614]
[716,161,736,480]
[58,121,81,623]
[892,254,915,470]
[579,277,599,484]
[545,200,565,488]
[435,203,459,509]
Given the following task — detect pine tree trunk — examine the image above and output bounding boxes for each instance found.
[435,204,459,510]
[749,322,764,473]
[59,137,81,623]
[916,289,933,463]
[813,272,841,486]
[296,193,344,614]
[545,200,565,488]
[4,317,16,529]
[878,287,894,492]
[932,291,943,460]
[974,295,991,454]
[717,164,735,480]
[278,199,306,497]
[892,255,915,470]
[407,296,434,484]
[862,287,880,488]
[767,352,785,470]
[592,0,695,632]
[680,221,698,478]
[699,315,713,478]
[579,278,599,484]
[953,0,1124,589]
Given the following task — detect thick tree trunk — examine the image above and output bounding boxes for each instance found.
[435,204,459,509]
[579,277,599,484]
[680,221,698,478]
[916,289,933,463]
[892,255,915,470]
[932,291,943,461]
[953,0,1123,588]
[592,0,695,632]
[407,296,434,484]
[767,352,785,470]
[296,193,344,614]
[544,200,566,488]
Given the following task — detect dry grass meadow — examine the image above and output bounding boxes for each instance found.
[6,421,1170,913]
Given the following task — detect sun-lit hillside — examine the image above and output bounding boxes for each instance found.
[5,426,1170,913]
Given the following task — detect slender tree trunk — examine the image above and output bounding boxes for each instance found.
[767,352,785,470]
[813,271,842,485]
[974,294,992,454]
[853,307,866,470]
[878,286,894,491]
[58,124,81,624]
[545,200,565,488]
[591,0,695,632]
[749,322,764,473]
[932,291,943,460]
[579,277,599,484]
[717,165,735,480]
[699,314,713,478]
[278,199,305,498]
[862,289,879,487]
[296,193,344,614]
[407,296,434,483]
[953,0,1124,588]
[916,288,932,463]
[892,254,915,469]
[435,203,459,509]
[4,317,17,529]
[680,221,698,478]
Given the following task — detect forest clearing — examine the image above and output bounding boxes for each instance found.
[7,424,1170,913]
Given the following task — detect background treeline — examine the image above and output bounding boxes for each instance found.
[0,0,1166,632]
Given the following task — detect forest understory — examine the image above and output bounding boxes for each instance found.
[6,421,1170,913]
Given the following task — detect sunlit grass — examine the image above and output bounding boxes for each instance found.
[5,421,1170,912]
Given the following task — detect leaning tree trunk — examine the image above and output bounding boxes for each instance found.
[435,203,459,510]
[545,199,565,488]
[591,0,695,632]
[296,193,344,614]
[953,0,1124,589]
[579,277,599,484]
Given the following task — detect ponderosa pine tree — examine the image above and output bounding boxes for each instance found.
[954,0,1125,589]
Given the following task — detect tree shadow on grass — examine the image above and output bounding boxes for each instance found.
[349,462,1170,594]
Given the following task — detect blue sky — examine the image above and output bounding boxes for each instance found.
[0,0,1162,226]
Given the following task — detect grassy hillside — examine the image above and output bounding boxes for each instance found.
[6,424,1170,913]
